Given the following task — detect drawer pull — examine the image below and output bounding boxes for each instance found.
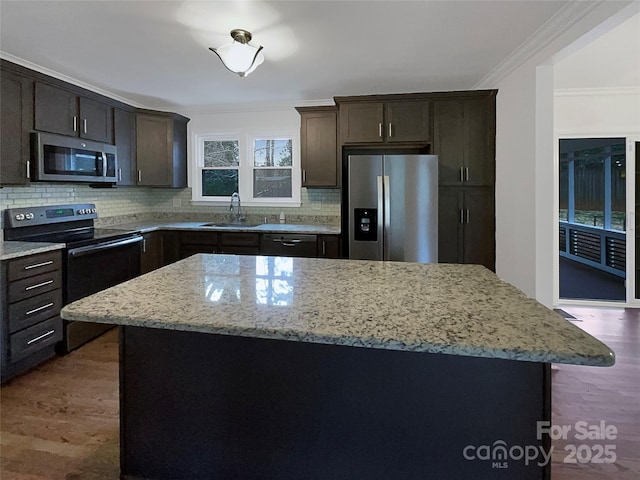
[24,260,54,270]
[27,329,55,345]
[25,280,54,291]
[26,302,55,316]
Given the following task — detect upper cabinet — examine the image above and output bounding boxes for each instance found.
[433,93,496,187]
[34,82,113,143]
[337,98,430,144]
[1,67,33,186]
[135,111,189,188]
[296,106,338,188]
[114,108,136,186]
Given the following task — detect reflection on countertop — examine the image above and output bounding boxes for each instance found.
[61,254,615,366]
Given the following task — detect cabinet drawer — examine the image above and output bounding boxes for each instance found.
[8,270,62,302]
[219,233,260,246]
[10,316,62,363]
[8,289,62,334]
[8,251,62,281]
[181,232,217,245]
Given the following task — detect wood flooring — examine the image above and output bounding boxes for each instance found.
[0,308,638,479]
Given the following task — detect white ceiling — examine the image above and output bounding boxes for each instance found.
[554,12,640,89]
[0,0,571,111]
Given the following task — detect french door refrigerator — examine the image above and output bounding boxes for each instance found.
[346,154,438,262]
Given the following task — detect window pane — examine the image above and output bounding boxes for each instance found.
[254,169,292,198]
[202,169,238,196]
[253,139,293,167]
[204,140,239,167]
[574,155,604,227]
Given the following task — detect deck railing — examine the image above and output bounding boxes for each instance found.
[559,221,626,278]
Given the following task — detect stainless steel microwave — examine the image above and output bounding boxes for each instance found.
[32,132,118,183]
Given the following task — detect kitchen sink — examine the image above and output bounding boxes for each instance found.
[200,222,262,228]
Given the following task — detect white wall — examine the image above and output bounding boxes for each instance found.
[491,1,637,307]
[555,88,640,136]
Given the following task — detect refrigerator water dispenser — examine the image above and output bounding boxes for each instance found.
[354,208,377,241]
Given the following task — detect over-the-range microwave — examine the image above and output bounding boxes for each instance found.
[31,132,118,183]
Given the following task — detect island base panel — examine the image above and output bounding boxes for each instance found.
[120,326,551,480]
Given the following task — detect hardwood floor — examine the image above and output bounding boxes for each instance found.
[551,306,640,480]
[0,309,638,479]
[0,328,120,479]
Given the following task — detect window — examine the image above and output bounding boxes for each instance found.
[193,132,300,206]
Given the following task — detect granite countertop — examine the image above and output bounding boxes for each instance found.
[0,240,65,261]
[61,254,614,367]
[109,221,341,235]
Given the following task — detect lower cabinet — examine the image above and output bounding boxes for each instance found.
[146,230,343,271]
[140,232,163,274]
[219,233,260,255]
[318,235,341,258]
[1,250,64,383]
[179,231,218,259]
[438,187,495,271]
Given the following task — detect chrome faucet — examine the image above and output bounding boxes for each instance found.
[229,192,245,223]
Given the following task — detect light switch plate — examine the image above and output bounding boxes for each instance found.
[173,198,181,207]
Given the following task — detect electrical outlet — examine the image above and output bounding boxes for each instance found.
[311,202,322,211]
[173,197,181,207]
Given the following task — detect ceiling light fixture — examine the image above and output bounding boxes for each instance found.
[209,29,264,77]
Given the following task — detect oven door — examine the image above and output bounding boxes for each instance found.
[62,235,142,352]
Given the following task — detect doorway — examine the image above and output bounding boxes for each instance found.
[558,137,627,301]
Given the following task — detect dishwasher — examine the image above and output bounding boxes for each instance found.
[260,234,318,257]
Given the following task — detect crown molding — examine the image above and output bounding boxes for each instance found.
[554,86,640,97]
[0,51,147,108]
[174,99,335,116]
[473,0,605,89]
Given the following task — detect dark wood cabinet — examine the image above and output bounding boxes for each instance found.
[1,68,32,186]
[79,97,112,143]
[1,250,63,383]
[34,82,113,143]
[136,112,188,188]
[339,102,384,144]
[318,235,341,258]
[385,100,430,143]
[297,106,338,188]
[438,187,495,271]
[140,232,163,274]
[218,233,260,255]
[433,95,495,187]
[337,98,430,144]
[114,108,136,186]
[179,231,218,259]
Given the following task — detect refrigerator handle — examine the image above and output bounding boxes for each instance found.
[377,175,384,257]
[383,175,391,260]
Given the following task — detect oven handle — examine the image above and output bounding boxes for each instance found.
[68,235,143,258]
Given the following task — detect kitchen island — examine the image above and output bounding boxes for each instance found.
[61,254,613,480]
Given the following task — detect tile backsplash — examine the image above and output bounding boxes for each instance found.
[0,184,341,231]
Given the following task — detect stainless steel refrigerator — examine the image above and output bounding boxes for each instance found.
[346,154,438,262]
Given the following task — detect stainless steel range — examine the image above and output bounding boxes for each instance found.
[4,204,142,352]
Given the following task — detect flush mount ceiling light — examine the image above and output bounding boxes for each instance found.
[209,29,264,77]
